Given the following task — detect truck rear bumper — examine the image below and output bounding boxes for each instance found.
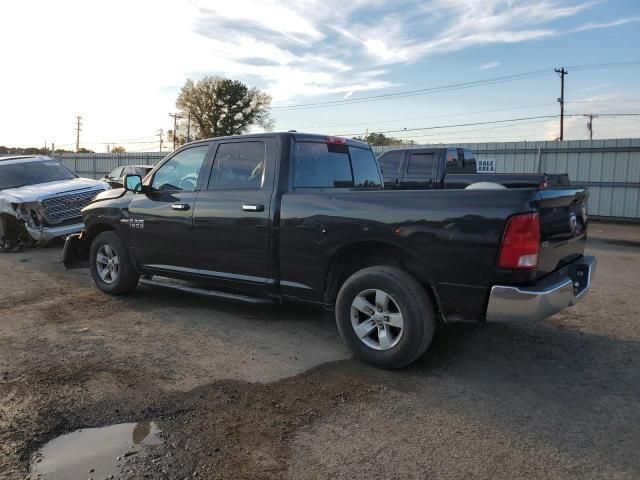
[486,256,597,322]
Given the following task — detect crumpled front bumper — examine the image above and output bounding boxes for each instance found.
[26,222,85,246]
[486,256,597,322]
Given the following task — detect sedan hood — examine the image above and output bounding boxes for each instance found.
[0,178,108,202]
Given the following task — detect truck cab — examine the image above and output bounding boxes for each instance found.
[377,147,550,190]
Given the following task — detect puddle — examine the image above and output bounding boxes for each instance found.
[30,421,162,480]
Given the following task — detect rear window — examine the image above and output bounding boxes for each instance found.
[293,142,353,188]
[350,147,382,189]
[407,153,435,175]
[293,142,381,189]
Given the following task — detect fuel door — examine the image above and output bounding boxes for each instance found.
[311,220,327,243]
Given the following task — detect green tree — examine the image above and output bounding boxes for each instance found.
[111,146,126,153]
[354,132,405,146]
[176,76,274,139]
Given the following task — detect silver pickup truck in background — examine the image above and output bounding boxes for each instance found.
[0,155,107,251]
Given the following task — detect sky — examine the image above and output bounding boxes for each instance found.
[1,0,639,152]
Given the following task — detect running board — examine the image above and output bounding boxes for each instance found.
[139,277,276,305]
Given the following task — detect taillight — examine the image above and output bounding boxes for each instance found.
[498,212,540,269]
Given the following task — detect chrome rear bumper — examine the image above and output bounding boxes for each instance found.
[486,256,597,322]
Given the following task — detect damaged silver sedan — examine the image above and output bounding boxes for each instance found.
[0,155,108,251]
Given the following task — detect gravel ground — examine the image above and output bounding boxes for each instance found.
[1,221,639,479]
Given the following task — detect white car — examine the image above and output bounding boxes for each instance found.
[0,155,108,251]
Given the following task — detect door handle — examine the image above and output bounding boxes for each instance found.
[172,204,190,211]
[242,204,265,212]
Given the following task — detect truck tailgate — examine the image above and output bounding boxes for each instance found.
[535,188,589,277]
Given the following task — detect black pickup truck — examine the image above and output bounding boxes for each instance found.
[377,147,567,189]
[63,132,596,369]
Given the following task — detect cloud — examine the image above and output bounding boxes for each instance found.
[186,0,634,105]
[578,83,610,93]
[568,16,640,33]
[479,61,501,70]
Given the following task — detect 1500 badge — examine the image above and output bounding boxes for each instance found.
[120,218,145,229]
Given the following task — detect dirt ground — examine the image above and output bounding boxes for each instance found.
[1,221,639,479]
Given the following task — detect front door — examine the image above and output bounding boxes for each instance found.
[192,138,277,287]
[128,143,211,270]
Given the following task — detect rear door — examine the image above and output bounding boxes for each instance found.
[192,138,277,286]
[377,150,404,188]
[401,150,438,189]
[128,143,211,269]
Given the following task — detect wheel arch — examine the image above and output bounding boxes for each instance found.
[323,240,443,317]
[85,222,118,246]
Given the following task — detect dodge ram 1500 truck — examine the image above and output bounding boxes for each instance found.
[63,132,596,369]
[377,147,566,189]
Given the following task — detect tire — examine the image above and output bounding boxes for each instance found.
[335,266,436,369]
[89,231,139,295]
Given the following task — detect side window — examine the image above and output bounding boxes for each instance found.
[407,153,436,175]
[293,142,353,188]
[108,167,123,179]
[350,147,382,189]
[151,145,209,192]
[377,151,402,177]
[463,149,476,172]
[209,141,266,190]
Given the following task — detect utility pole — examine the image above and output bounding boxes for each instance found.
[555,68,567,141]
[158,129,164,152]
[186,112,191,143]
[168,113,182,150]
[75,116,83,152]
[51,142,55,156]
[584,114,596,140]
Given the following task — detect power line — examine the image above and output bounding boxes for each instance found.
[296,102,556,131]
[272,69,552,111]
[566,61,640,71]
[389,118,556,141]
[272,61,640,111]
[339,114,560,137]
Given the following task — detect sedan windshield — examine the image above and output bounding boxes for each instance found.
[0,160,77,190]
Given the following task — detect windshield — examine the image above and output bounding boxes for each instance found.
[0,160,77,190]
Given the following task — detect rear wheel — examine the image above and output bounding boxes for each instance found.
[335,266,436,369]
[89,231,139,294]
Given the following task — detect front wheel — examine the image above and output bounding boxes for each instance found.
[335,266,436,369]
[89,231,139,295]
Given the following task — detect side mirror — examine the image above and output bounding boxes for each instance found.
[124,174,142,192]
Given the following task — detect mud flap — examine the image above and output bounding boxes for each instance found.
[62,233,89,269]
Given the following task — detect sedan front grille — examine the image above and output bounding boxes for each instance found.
[41,189,103,224]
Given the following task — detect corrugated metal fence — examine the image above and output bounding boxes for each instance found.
[52,152,167,179]
[7,137,634,220]
[374,138,640,220]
